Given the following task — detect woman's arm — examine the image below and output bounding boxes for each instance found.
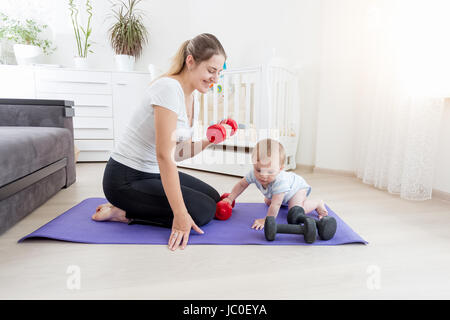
[174,138,212,162]
[154,106,204,250]
[154,106,187,215]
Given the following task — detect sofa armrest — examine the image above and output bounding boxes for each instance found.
[0,99,74,131]
[0,98,76,187]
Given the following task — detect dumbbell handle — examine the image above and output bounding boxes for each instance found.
[220,124,233,138]
[276,224,305,235]
[289,211,322,227]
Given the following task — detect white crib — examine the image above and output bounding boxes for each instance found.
[177,59,300,177]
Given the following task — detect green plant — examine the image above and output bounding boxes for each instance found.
[69,0,93,58]
[0,12,56,55]
[0,12,7,39]
[108,0,148,58]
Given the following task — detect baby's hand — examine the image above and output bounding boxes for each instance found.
[251,218,266,230]
[222,197,233,205]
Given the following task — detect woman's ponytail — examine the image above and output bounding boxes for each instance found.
[166,40,190,76]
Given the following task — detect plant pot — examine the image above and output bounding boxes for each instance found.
[74,56,88,69]
[115,54,135,71]
[13,44,42,65]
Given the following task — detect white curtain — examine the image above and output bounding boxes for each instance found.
[351,0,450,200]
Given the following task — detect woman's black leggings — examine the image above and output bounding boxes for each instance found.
[102,157,221,228]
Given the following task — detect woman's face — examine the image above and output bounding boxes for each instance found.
[188,54,225,94]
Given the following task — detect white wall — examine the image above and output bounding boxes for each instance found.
[292,1,322,166]
[314,0,364,172]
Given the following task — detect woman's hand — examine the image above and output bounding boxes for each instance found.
[169,211,204,251]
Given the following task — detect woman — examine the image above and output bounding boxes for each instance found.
[92,33,227,251]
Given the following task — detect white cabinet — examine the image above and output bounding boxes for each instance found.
[34,68,115,162]
[35,69,112,95]
[74,140,115,162]
[72,117,115,139]
[0,65,150,162]
[112,72,150,145]
[39,93,113,118]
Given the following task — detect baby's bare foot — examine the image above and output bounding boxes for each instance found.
[92,204,129,223]
[317,200,328,218]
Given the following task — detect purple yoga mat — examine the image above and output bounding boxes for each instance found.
[18,198,367,245]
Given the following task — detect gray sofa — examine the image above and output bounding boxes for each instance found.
[0,99,76,235]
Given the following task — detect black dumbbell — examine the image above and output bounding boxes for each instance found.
[264,216,317,244]
[287,206,337,241]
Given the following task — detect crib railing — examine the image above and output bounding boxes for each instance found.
[270,65,299,137]
[194,62,299,149]
[193,66,258,147]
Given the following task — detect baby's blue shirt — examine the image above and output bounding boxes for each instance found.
[245,170,312,205]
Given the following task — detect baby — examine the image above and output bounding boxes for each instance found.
[222,138,328,230]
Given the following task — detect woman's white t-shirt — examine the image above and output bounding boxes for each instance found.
[111,77,199,174]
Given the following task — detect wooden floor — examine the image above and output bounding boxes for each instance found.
[1,162,450,299]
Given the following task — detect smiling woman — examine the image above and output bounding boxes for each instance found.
[161,33,227,94]
[92,33,230,251]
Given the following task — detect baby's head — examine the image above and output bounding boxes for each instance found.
[251,139,286,185]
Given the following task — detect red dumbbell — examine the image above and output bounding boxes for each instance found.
[206,119,238,144]
[220,193,235,207]
[215,193,235,221]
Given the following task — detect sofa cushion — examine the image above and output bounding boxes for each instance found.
[0,127,73,187]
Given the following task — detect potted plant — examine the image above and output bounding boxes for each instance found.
[108,0,148,71]
[68,0,93,68]
[0,12,56,65]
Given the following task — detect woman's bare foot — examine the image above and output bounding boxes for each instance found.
[316,200,328,219]
[92,203,129,223]
[95,203,111,213]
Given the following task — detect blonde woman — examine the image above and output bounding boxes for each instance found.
[92,34,227,251]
